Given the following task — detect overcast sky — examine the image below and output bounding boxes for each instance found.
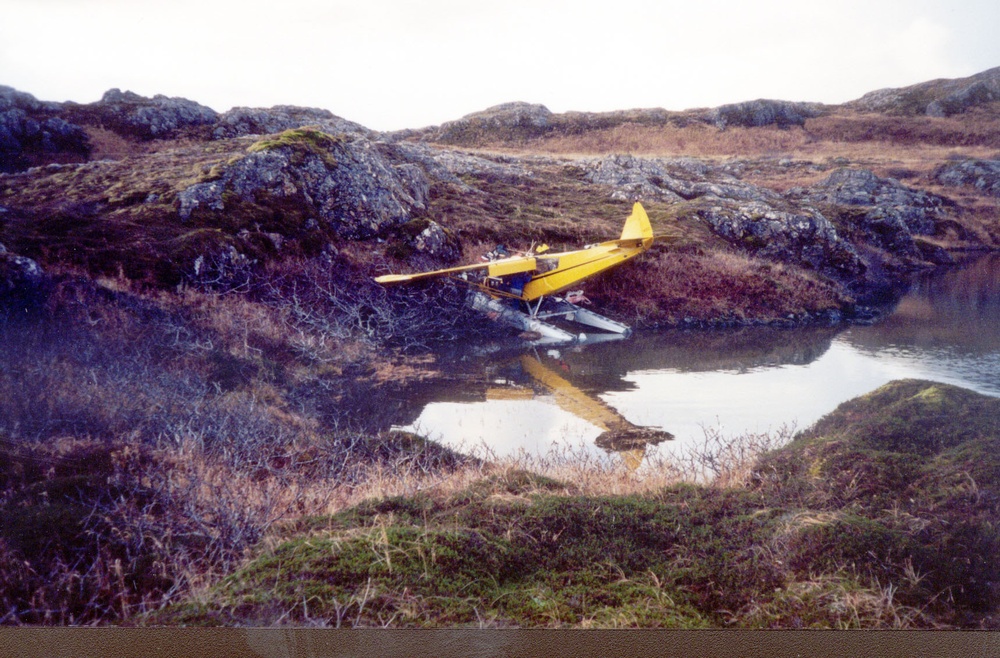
[2,0,999,131]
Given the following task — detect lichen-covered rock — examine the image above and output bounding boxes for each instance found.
[177,180,225,220]
[407,219,462,262]
[579,155,779,203]
[577,154,868,279]
[211,105,371,139]
[703,99,824,129]
[791,169,946,261]
[0,87,90,172]
[934,159,1000,197]
[177,129,428,239]
[82,88,218,140]
[695,200,865,278]
[385,141,534,189]
[580,155,685,202]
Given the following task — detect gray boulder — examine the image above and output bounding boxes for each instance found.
[83,88,218,140]
[704,100,824,129]
[212,105,371,139]
[0,245,45,311]
[934,159,1000,197]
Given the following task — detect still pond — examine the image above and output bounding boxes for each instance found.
[394,255,1000,464]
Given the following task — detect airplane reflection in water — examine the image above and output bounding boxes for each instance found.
[397,255,1000,466]
[398,351,673,470]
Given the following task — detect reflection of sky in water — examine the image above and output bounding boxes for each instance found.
[603,338,984,452]
[404,398,603,457]
[406,338,977,456]
[402,256,1000,459]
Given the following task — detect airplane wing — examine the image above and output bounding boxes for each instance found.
[374,254,538,285]
[374,202,655,295]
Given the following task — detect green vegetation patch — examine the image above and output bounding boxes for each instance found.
[799,379,1000,456]
[158,484,782,627]
[247,127,344,168]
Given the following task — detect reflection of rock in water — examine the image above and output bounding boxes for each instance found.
[846,254,1000,354]
[595,426,673,452]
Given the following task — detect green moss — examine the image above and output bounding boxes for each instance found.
[786,515,912,582]
[247,127,343,168]
[796,380,1000,456]
[158,483,790,627]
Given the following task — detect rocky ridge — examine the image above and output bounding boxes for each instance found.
[850,66,1000,116]
[0,86,90,173]
[67,88,219,140]
[1,74,999,325]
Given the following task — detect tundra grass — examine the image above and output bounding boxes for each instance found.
[151,379,1000,629]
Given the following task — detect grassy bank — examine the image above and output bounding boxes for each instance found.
[148,380,1000,629]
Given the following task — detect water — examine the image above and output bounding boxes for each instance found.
[395,255,1000,461]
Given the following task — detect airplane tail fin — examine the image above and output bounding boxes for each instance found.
[620,202,654,246]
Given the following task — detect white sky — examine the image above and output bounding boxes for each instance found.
[2,0,999,131]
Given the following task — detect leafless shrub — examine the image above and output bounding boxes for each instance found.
[261,259,500,353]
[671,424,797,487]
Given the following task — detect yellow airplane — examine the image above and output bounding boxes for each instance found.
[375,202,655,344]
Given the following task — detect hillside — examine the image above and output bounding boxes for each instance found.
[1,69,1000,627]
[3,70,1000,331]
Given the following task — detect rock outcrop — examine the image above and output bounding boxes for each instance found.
[0,86,90,172]
[790,169,947,262]
[850,66,1000,116]
[0,243,45,313]
[212,105,371,140]
[703,99,825,129]
[71,88,219,140]
[694,200,866,279]
[934,158,1000,197]
[579,155,867,279]
[581,154,776,203]
[178,129,429,239]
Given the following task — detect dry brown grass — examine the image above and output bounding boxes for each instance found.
[591,248,848,327]
[83,126,155,161]
[492,112,1000,180]
[526,122,811,158]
